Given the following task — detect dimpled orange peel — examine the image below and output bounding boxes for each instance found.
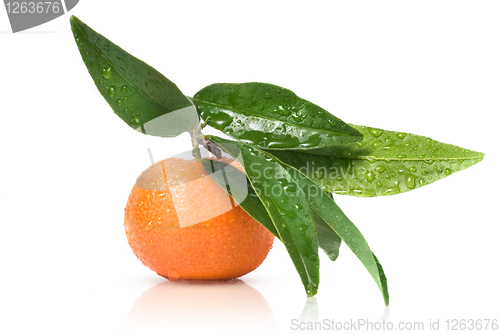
[124,157,275,280]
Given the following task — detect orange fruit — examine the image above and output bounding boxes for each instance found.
[124,157,274,280]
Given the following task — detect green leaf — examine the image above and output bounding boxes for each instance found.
[207,136,320,297]
[201,158,342,261]
[270,124,484,197]
[191,82,362,150]
[200,159,279,238]
[208,136,389,304]
[314,211,342,261]
[372,253,389,305]
[70,16,199,137]
[280,162,390,306]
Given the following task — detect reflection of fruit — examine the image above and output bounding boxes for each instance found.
[126,280,275,333]
[124,158,274,280]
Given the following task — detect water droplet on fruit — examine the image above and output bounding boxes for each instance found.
[168,270,180,281]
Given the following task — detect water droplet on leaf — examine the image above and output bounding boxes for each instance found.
[101,66,112,79]
[367,127,384,137]
[365,171,375,182]
[383,187,401,195]
[107,86,115,98]
[382,144,396,151]
[396,132,407,139]
[405,174,416,189]
[292,112,305,122]
[314,169,325,179]
[131,115,141,125]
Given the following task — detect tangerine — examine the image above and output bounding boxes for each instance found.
[124,157,274,280]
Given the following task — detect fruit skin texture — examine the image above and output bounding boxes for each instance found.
[124,158,274,280]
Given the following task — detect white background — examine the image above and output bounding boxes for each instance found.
[1,1,498,333]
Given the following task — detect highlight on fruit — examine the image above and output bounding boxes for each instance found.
[70,15,484,305]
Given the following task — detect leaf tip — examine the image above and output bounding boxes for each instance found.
[69,15,80,28]
[306,290,317,298]
[69,15,85,40]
